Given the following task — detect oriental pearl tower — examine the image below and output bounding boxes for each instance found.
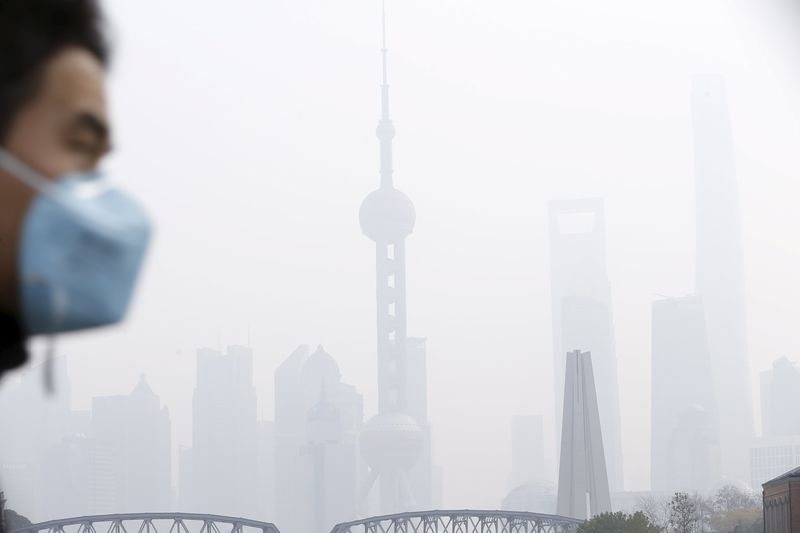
[358,0,425,515]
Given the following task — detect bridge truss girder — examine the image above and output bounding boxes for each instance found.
[8,513,280,533]
[331,510,583,533]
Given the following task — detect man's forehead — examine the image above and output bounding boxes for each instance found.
[41,46,108,124]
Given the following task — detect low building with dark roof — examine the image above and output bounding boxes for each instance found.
[763,465,800,533]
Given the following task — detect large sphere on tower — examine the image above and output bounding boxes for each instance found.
[359,187,416,243]
[360,413,423,472]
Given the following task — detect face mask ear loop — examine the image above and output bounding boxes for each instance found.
[43,286,67,395]
[26,274,67,395]
[0,148,54,193]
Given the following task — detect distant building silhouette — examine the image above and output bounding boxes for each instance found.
[750,436,800,490]
[275,345,363,533]
[0,358,86,521]
[89,375,171,513]
[556,350,611,520]
[509,415,545,490]
[189,345,258,517]
[358,0,431,515]
[650,296,720,493]
[549,198,623,492]
[502,481,556,515]
[754,357,800,492]
[692,75,754,483]
[256,420,277,522]
[275,345,313,533]
[760,357,800,438]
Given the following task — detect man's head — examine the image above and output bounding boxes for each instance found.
[0,0,110,318]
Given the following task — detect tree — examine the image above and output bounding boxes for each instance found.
[669,492,699,533]
[709,485,762,533]
[712,485,759,514]
[577,511,662,533]
[3,508,33,531]
[637,494,671,531]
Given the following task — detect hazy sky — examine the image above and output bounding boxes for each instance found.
[10,0,800,508]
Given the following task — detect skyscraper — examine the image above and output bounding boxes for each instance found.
[275,345,363,533]
[0,357,83,521]
[692,75,753,483]
[358,0,431,514]
[191,345,259,517]
[650,296,719,493]
[89,375,171,513]
[509,415,545,490]
[275,345,313,533]
[549,199,623,492]
[760,357,800,438]
[556,350,611,520]
[750,436,800,489]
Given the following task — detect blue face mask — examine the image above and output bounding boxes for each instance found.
[0,149,152,336]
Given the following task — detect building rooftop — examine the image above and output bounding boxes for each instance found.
[763,465,800,488]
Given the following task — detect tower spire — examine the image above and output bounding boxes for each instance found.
[381,0,389,119]
[377,0,395,189]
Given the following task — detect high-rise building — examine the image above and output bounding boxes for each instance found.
[692,75,754,482]
[275,345,363,533]
[509,415,545,490]
[750,436,800,490]
[89,375,171,513]
[191,345,258,517]
[549,198,623,492]
[0,358,83,521]
[275,345,313,533]
[42,432,90,519]
[650,296,720,493]
[358,0,431,515]
[556,350,611,520]
[502,482,557,515]
[760,357,800,438]
[256,420,277,522]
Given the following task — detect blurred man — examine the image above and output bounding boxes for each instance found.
[0,0,151,381]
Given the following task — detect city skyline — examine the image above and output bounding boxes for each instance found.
[3,0,800,515]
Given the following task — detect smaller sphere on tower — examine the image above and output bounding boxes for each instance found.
[360,413,424,473]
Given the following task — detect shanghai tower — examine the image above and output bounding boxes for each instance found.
[692,75,753,483]
[358,0,431,514]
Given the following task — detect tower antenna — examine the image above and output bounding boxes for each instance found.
[381,0,389,118]
[376,0,396,189]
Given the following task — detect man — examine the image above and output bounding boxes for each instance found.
[0,2,150,523]
[0,0,150,385]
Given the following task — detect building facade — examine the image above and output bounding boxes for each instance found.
[190,345,259,517]
[650,295,720,493]
[89,376,171,513]
[275,345,363,533]
[509,415,545,490]
[693,75,754,483]
[752,437,800,490]
[761,358,800,438]
[763,466,800,533]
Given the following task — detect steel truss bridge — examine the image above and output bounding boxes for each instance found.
[331,511,583,533]
[8,513,280,533]
[10,510,582,533]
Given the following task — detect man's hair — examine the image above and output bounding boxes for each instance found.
[0,0,109,142]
